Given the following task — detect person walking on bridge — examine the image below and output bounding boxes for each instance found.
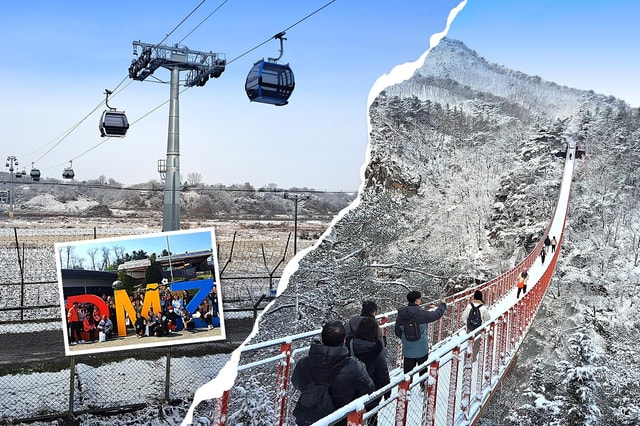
[516,270,529,299]
[544,235,552,253]
[292,321,374,426]
[344,300,386,349]
[394,291,447,376]
[461,290,491,361]
[551,236,557,253]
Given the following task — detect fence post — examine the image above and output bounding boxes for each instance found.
[68,356,76,418]
[165,346,172,402]
[274,342,293,426]
[253,294,266,321]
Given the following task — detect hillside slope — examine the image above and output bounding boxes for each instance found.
[216,38,640,424]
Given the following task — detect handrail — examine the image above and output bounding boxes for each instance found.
[209,148,577,425]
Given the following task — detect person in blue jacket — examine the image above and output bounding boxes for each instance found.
[394,291,447,375]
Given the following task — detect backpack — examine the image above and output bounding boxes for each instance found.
[466,303,483,332]
[293,383,336,425]
[293,362,343,425]
[402,313,421,341]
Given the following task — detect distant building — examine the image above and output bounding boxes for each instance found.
[60,269,118,300]
[156,249,214,280]
[117,249,214,284]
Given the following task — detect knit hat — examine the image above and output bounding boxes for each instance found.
[407,291,421,303]
[473,290,483,302]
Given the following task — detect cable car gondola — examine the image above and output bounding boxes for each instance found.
[62,161,74,180]
[30,163,41,181]
[245,32,295,106]
[99,89,130,137]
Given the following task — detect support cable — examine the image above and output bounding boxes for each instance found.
[21,0,338,171]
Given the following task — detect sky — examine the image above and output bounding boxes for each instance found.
[2,0,639,193]
[56,228,215,270]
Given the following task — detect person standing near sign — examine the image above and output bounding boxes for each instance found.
[67,301,83,345]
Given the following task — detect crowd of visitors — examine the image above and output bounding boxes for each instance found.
[290,287,501,425]
[65,283,220,345]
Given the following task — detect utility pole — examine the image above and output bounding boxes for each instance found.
[129,42,225,231]
[284,193,310,255]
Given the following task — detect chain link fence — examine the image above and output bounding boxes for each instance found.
[0,221,324,424]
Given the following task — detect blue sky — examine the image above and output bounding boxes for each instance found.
[2,1,638,192]
[56,229,215,270]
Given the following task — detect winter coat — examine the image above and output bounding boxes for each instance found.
[292,342,374,422]
[394,302,446,358]
[344,315,366,339]
[344,315,386,348]
[461,300,491,331]
[346,337,390,402]
[97,318,113,335]
[516,273,529,289]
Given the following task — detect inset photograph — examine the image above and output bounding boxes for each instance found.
[55,228,225,355]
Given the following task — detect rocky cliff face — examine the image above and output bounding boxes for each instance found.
[228,38,640,424]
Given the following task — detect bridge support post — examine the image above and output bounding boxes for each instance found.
[274,342,293,426]
[498,313,508,369]
[394,379,410,426]
[446,347,460,424]
[212,390,230,426]
[346,409,365,426]
[475,330,486,404]
[486,322,496,390]
[459,338,474,421]
[425,360,440,425]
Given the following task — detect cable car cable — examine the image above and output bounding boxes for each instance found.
[22,0,336,176]
[17,1,210,165]
[176,0,230,46]
[226,0,336,65]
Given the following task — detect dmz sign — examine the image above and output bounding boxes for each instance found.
[68,279,214,337]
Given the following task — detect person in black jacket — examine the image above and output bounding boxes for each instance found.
[292,321,374,426]
[394,291,447,375]
[347,316,390,425]
[544,235,552,253]
[345,300,379,339]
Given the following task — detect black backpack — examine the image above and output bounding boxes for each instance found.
[402,312,421,341]
[466,303,483,332]
[293,362,343,425]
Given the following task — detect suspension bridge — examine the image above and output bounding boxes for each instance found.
[207,145,577,425]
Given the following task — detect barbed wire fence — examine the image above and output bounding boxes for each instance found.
[0,221,323,424]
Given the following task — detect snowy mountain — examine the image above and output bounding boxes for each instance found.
[216,38,640,425]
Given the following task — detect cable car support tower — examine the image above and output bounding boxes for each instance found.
[128,41,226,231]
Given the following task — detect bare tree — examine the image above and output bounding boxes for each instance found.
[100,246,111,271]
[186,172,203,187]
[87,247,99,270]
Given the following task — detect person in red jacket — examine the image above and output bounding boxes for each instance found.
[67,301,83,345]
